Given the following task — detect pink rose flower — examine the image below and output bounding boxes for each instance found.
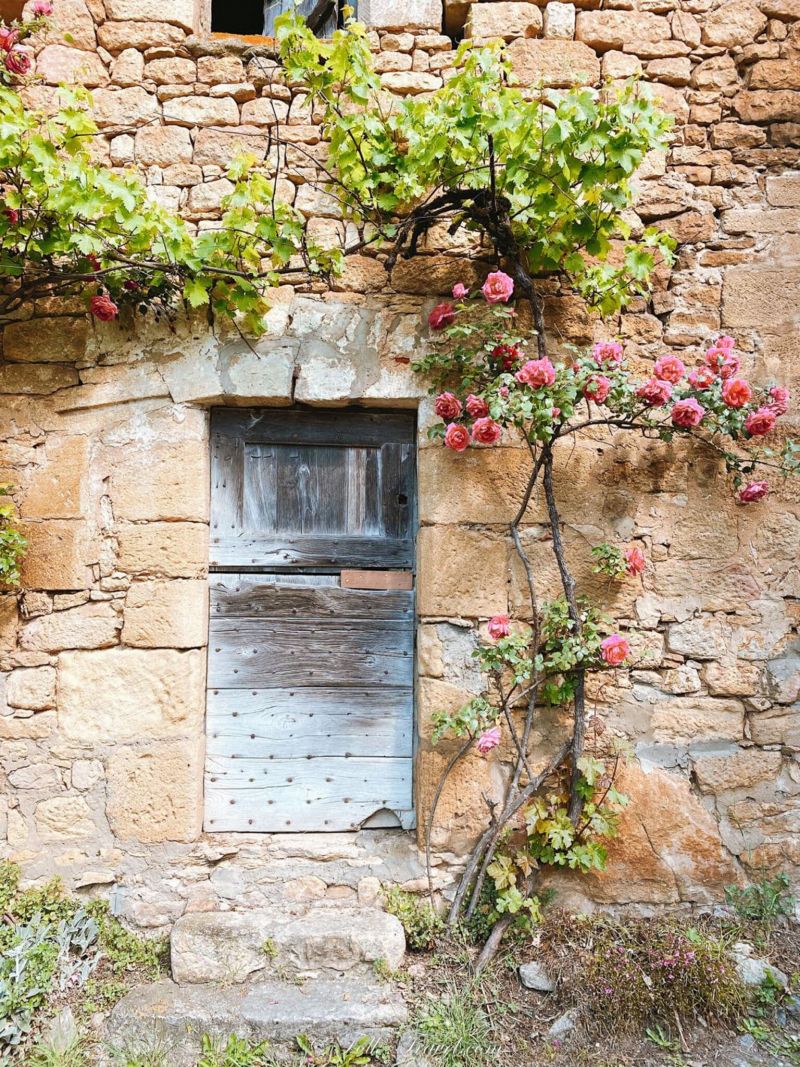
[434,391,462,421]
[721,378,752,408]
[452,282,468,300]
[5,47,30,75]
[4,206,17,225]
[768,386,790,416]
[600,634,630,666]
[636,377,672,407]
[654,354,685,384]
[551,406,560,418]
[688,366,716,391]
[499,386,509,398]
[89,293,118,321]
[671,397,705,428]
[584,374,612,404]
[625,546,646,577]
[475,726,501,754]
[0,27,19,51]
[428,302,456,330]
[716,335,736,350]
[489,342,522,372]
[465,394,488,419]
[444,422,469,452]
[32,0,54,13]
[738,480,769,503]
[745,406,776,436]
[704,344,739,379]
[487,614,511,639]
[515,357,556,388]
[482,270,514,304]
[471,417,501,445]
[593,341,623,365]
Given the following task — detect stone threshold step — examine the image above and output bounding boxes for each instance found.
[106,977,408,1067]
[171,907,405,983]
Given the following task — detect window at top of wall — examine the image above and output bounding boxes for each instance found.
[211,0,344,38]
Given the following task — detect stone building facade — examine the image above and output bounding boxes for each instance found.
[0,0,799,927]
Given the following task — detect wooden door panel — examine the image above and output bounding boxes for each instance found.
[210,575,414,622]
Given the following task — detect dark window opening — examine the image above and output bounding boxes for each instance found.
[211,0,345,38]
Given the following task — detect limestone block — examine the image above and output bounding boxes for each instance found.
[3,317,88,364]
[722,267,800,329]
[332,255,388,294]
[649,695,745,744]
[134,125,193,167]
[163,96,239,128]
[391,255,482,295]
[671,9,701,45]
[0,363,78,396]
[97,21,186,53]
[0,711,54,740]
[763,647,800,704]
[43,0,96,50]
[109,441,208,523]
[8,763,62,789]
[104,0,197,31]
[418,446,532,525]
[21,437,88,520]
[6,666,56,710]
[575,11,670,51]
[20,520,94,591]
[748,60,800,91]
[666,617,731,659]
[467,3,542,41]
[766,174,800,206]
[507,38,601,88]
[581,765,739,904]
[724,207,800,233]
[144,57,196,84]
[58,648,206,741]
[362,0,443,30]
[111,48,144,87]
[106,738,204,843]
[417,526,508,618]
[35,44,108,86]
[380,72,441,94]
[543,2,575,38]
[702,658,762,697]
[197,56,246,84]
[35,796,95,841]
[71,759,104,790]
[702,0,768,46]
[116,522,208,578]
[193,129,269,166]
[239,98,290,126]
[123,580,208,649]
[749,707,800,748]
[21,602,120,652]
[694,749,782,794]
[734,90,800,123]
[93,88,160,129]
[0,595,18,653]
[186,179,235,217]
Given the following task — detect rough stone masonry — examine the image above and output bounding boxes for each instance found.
[0,0,799,928]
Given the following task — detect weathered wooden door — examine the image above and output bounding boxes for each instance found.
[204,408,416,832]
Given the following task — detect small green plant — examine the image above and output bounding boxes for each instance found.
[86,900,167,977]
[261,939,278,961]
[295,1034,387,1066]
[645,1023,678,1052]
[725,873,796,925]
[27,1035,89,1067]
[0,484,25,586]
[107,1040,170,1067]
[382,888,444,952]
[415,985,494,1067]
[198,1033,271,1067]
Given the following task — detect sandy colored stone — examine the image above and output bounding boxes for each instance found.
[749,707,800,748]
[144,57,196,84]
[116,522,208,578]
[583,765,740,903]
[0,596,17,653]
[58,648,205,741]
[0,711,54,740]
[367,0,443,30]
[71,759,104,791]
[666,617,730,659]
[239,98,290,126]
[507,38,600,88]
[106,738,204,844]
[694,749,782,794]
[543,2,575,39]
[163,96,240,128]
[197,56,245,84]
[723,267,800,328]
[111,48,144,87]
[734,90,800,123]
[417,526,508,618]
[6,666,56,710]
[21,436,88,520]
[186,179,235,217]
[3,317,88,364]
[134,125,193,166]
[20,520,94,590]
[332,255,388,294]
[104,0,197,30]
[380,71,441,94]
[92,88,160,129]
[21,602,120,652]
[649,695,745,744]
[97,20,186,52]
[193,129,269,166]
[9,763,62,790]
[35,796,95,841]
[419,446,533,525]
[124,580,208,649]
[43,0,96,50]
[109,441,208,522]
[391,255,482,295]
[702,658,762,697]
[703,0,768,46]
[575,10,670,50]
[36,44,108,86]
[766,174,800,206]
[467,2,542,41]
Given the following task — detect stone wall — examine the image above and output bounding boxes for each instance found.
[0,0,799,923]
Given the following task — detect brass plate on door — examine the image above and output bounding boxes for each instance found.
[341,570,413,590]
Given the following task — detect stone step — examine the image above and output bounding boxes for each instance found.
[170,906,406,983]
[106,977,408,1067]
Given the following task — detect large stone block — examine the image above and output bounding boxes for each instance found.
[734,90,800,123]
[20,520,94,591]
[390,256,483,296]
[722,267,800,328]
[666,616,731,659]
[106,738,204,843]
[97,20,186,53]
[3,317,88,364]
[109,441,208,523]
[35,44,108,86]
[92,88,160,129]
[362,0,442,30]
[575,11,670,51]
[35,796,96,841]
[766,174,800,206]
[417,526,508,618]
[507,39,600,88]
[124,580,209,649]
[467,3,542,41]
[116,522,208,578]
[193,129,269,166]
[135,125,193,166]
[20,602,120,652]
[43,0,96,50]
[694,749,782,794]
[702,0,767,46]
[58,648,206,741]
[21,437,88,520]
[418,446,532,525]
[0,595,17,652]
[649,695,745,744]
[6,666,56,710]
[104,0,197,30]
[163,96,239,128]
